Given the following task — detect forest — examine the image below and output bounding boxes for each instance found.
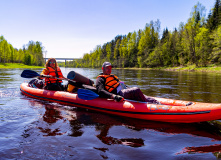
[0,37,44,66]
[1,0,220,69]
[65,0,221,68]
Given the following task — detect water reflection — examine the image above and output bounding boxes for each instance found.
[0,70,15,84]
[95,124,144,147]
[22,98,221,154]
[67,107,145,147]
[179,144,221,155]
[35,105,66,137]
[43,105,63,124]
[69,117,84,137]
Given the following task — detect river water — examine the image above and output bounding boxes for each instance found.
[1,67,221,159]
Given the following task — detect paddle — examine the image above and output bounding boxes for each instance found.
[77,88,147,103]
[21,69,43,78]
[21,69,75,82]
[77,89,99,100]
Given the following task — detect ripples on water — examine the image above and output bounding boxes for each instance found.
[1,68,221,159]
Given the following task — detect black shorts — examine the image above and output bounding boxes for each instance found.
[44,83,64,91]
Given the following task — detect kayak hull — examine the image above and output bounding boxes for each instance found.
[20,83,221,123]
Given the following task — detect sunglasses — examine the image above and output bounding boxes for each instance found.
[49,62,55,64]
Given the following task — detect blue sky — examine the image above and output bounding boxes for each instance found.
[0,0,215,58]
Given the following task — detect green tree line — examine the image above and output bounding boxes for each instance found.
[0,36,44,66]
[66,0,221,68]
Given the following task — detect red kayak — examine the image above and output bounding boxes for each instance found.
[20,83,221,123]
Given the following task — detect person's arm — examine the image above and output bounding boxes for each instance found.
[38,68,50,79]
[96,77,113,98]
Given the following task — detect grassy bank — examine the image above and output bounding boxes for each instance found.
[119,64,221,73]
[0,63,44,69]
[160,64,221,73]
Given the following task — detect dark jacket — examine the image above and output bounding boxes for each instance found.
[96,74,118,98]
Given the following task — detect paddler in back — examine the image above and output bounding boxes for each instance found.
[96,62,160,104]
[40,58,65,91]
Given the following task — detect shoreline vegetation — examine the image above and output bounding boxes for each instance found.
[0,63,43,69]
[63,1,221,70]
[116,64,221,73]
[1,1,220,72]
[0,38,45,67]
[156,65,221,73]
[118,64,221,73]
[1,63,221,73]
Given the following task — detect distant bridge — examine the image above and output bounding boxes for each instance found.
[44,58,80,65]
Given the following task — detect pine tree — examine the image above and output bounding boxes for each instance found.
[161,28,169,43]
[207,0,221,31]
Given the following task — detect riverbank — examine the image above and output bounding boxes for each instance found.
[120,64,221,73]
[159,64,221,73]
[4,62,221,73]
[0,63,43,69]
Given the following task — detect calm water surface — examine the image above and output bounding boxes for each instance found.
[1,67,221,159]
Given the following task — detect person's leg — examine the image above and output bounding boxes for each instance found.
[44,83,62,91]
[119,87,147,102]
[143,94,160,104]
[119,87,160,104]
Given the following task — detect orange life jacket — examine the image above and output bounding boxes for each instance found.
[45,67,63,85]
[97,74,120,92]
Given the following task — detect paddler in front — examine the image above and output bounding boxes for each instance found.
[96,62,160,104]
[40,58,65,91]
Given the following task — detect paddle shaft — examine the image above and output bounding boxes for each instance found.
[21,69,76,83]
[39,75,77,84]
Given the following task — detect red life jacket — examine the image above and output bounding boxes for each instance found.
[97,74,120,92]
[45,67,63,85]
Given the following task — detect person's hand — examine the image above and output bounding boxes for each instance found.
[42,75,53,78]
[114,95,124,102]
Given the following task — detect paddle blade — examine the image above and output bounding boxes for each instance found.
[21,69,40,78]
[67,71,75,79]
[77,89,99,100]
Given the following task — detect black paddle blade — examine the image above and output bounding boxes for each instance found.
[67,71,75,79]
[21,69,40,78]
